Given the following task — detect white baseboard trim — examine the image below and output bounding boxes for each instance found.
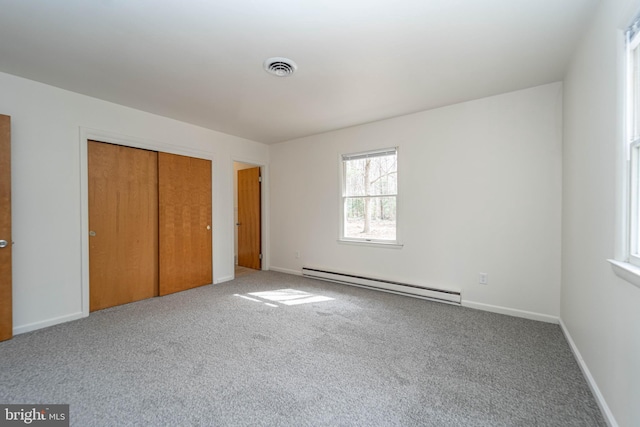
[216,275,234,284]
[13,311,86,336]
[559,319,618,427]
[269,266,302,276]
[462,300,559,324]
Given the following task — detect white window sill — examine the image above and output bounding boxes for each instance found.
[338,239,404,249]
[608,259,640,289]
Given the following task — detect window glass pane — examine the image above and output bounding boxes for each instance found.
[344,196,396,240]
[344,154,397,197]
[633,42,640,141]
[630,31,640,265]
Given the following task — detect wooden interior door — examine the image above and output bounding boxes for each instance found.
[237,167,261,270]
[88,141,159,311]
[0,115,12,341]
[158,152,212,296]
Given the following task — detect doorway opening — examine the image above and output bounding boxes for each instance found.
[234,161,262,278]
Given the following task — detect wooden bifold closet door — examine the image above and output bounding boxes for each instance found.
[88,142,212,311]
[88,142,159,311]
[158,152,212,296]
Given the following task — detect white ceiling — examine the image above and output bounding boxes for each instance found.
[0,0,598,144]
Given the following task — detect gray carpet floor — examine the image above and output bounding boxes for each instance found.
[0,271,605,426]
[234,265,259,279]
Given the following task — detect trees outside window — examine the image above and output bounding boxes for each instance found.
[341,148,397,243]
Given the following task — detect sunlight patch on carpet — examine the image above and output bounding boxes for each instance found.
[234,294,262,302]
[247,289,334,306]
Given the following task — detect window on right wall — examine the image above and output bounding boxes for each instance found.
[608,15,640,287]
[340,147,398,245]
[627,20,640,266]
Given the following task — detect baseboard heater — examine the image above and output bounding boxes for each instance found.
[302,267,461,305]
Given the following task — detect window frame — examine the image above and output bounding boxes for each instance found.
[338,147,402,248]
[608,17,640,288]
[627,25,640,267]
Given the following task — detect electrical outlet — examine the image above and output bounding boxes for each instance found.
[479,273,488,285]
[295,251,300,259]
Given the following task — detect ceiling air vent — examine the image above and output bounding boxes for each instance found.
[263,57,297,77]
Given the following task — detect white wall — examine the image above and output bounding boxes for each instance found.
[562,0,640,425]
[270,82,563,321]
[0,71,269,334]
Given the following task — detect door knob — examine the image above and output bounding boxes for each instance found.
[0,240,8,248]
[206,225,211,230]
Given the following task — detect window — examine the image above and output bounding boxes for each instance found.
[627,21,640,266]
[340,147,398,244]
[608,15,640,287]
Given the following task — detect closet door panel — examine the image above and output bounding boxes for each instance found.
[88,141,159,311]
[158,152,212,295]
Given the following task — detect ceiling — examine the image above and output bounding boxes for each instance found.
[0,0,599,144]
